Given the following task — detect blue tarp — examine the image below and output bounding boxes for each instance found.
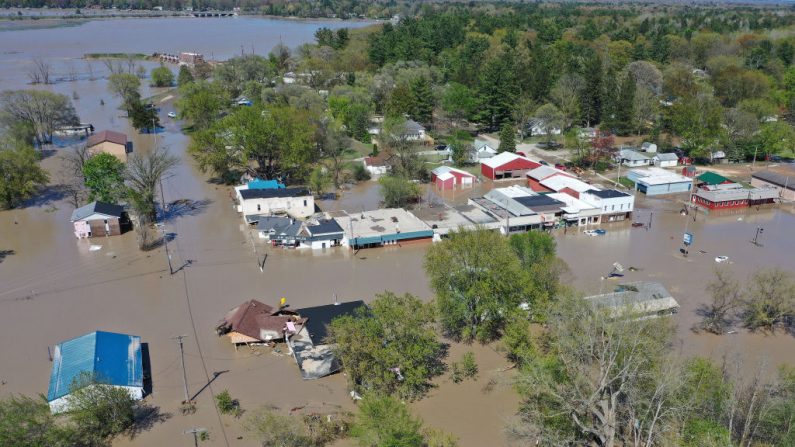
[48,331,143,401]
[247,179,285,190]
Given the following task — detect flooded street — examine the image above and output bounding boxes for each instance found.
[1,15,795,447]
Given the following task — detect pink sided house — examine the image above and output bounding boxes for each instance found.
[431,166,477,190]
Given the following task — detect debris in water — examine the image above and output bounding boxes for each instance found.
[89,245,102,251]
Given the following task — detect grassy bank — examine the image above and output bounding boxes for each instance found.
[84,52,151,60]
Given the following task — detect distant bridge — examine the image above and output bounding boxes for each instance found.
[189,11,236,17]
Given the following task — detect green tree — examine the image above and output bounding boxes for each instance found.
[66,374,136,445]
[476,48,518,129]
[82,153,126,203]
[308,166,330,198]
[498,123,516,153]
[329,292,443,400]
[425,228,532,342]
[150,65,174,87]
[0,142,49,209]
[107,73,141,111]
[508,231,564,313]
[176,81,230,130]
[352,395,424,447]
[670,93,724,159]
[409,75,434,126]
[227,104,316,180]
[177,65,194,87]
[378,175,420,208]
[533,104,563,145]
[127,100,160,132]
[0,90,79,146]
[0,394,67,447]
[756,121,795,158]
[244,406,309,447]
[441,82,476,127]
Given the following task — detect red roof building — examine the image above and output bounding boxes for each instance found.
[525,165,575,192]
[480,152,541,180]
[431,166,476,190]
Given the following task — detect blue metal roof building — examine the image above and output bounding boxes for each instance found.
[48,331,143,411]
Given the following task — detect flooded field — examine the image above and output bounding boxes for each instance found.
[1,15,795,447]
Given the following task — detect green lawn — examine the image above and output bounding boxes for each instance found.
[346,139,374,159]
[617,176,636,189]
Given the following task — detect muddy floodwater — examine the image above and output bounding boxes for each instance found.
[1,15,795,447]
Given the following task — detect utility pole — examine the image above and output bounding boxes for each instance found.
[184,427,206,447]
[751,227,764,247]
[154,117,174,275]
[172,335,190,404]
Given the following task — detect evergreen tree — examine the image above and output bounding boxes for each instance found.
[581,55,603,126]
[477,48,518,130]
[177,65,194,87]
[615,73,636,136]
[600,68,620,134]
[498,123,516,153]
[410,76,434,126]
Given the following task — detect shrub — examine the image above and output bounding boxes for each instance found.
[461,352,478,379]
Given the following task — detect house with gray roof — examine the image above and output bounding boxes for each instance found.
[653,153,679,167]
[70,201,130,239]
[751,168,795,201]
[617,149,651,167]
[584,282,679,319]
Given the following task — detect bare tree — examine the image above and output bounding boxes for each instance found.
[85,61,95,81]
[696,268,742,334]
[741,268,795,332]
[126,146,180,225]
[515,293,677,446]
[27,58,51,84]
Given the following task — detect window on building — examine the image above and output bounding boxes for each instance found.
[612,205,615,211]
[304,200,307,207]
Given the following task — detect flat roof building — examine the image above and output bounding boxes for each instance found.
[335,209,434,249]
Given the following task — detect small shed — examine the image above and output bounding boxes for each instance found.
[48,331,143,413]
[70,201,129,238]
[87,130,130,162]
[431,166,476,190]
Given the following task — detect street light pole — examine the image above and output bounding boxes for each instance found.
[751,227,764,246]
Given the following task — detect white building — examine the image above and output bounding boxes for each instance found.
[237,187,314,219]
[653,153,679,168]
[471,139,498,162]
[617,149,651,167]
[640,142,658,153]
[548,192,601,226]
[580,189,635,222]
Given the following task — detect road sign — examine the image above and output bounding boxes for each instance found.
[683,232,693,246]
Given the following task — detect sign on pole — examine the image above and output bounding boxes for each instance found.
[683,232,693,246]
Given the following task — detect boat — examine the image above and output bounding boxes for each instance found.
[632,222,645,228]
[167,112,177,118]
[715,256,729,263]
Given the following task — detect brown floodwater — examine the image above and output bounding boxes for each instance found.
[2,17,795,447]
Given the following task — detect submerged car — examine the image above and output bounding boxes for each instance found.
[167,112,177,118]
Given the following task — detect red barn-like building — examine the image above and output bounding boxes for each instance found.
[431,166,476,190]
[480,152,540,180]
